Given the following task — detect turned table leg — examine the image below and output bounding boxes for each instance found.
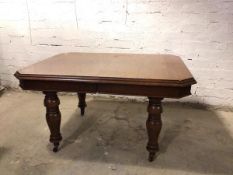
[146,97,163,162]
[77,92,87,116]
[43,92,62,152]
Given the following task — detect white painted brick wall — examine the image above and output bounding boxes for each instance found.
[0,0,233,107]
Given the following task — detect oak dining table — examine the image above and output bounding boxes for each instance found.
[14,52,196,162]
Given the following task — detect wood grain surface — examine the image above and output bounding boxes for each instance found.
[16,52,196,87]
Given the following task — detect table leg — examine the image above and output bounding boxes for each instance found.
[43,92,62,152]
[146,97,163,162]
[77,93,87,116]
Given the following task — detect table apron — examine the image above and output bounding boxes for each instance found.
[19,80,191,98]
[19,80,97,93]
[97,83,191,98]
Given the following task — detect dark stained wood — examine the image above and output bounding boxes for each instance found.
[43,92,62,152]
[18,80,97,93]
[77,93,87,116]
[14,52,196,162]
[97,83,191,98]
[17,79,191,98]
[146,98,163,162]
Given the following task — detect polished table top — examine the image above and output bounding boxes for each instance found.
[16,52,196,87]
